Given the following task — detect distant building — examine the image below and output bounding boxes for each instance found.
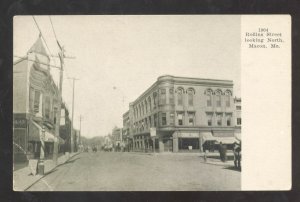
[13,35,64,163]
[234,97,241,140]
[112,127,122,150]
[123,75,241,153]
[122,111,132,151]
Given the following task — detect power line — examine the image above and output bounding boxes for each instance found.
[49,16,59,43]
[32,16,58,67]
[13,55,61,69]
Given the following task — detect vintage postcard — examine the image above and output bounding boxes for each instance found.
[13,15,291,191]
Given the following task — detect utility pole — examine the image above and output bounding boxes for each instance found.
[52,44,75,165]
[68,77,79,153]
[79,115,83,151]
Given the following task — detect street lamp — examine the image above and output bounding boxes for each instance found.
[37,125,45,175]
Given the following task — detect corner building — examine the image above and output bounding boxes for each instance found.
[127,75,239,153]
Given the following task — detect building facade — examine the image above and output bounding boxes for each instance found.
[13,36,64,163]
[124,75,241,153]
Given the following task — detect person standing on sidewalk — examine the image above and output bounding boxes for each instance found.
[233,141,241,169]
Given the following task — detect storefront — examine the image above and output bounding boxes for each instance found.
[27,121,64,159]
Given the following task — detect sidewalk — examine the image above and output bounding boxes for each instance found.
[13,152,79,191]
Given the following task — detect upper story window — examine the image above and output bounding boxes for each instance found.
[177,88,184,106]
[145,100,148,113]
[149,116,152,127]
[153,92,158,108]
[215,90,222,107]
[139,104,141,117]
[205,89,213,107]
[169,113,175,125]
[216,113,223,126]
[159,89,166,105]
[236,106,241,110]
[148,97,152,111]
[226,113,232,126]
[187,88,195,106]
[225,90,232,107]
[206,113,213,126]
[169,88,174,104]
[141,103,144,115]
[188,112,195,126]
[177,112,184,125]
[237,118,242,125]
[44,96,51,119]
[33,90,41,113]
[154,113,158,127]
[161,113,167,126]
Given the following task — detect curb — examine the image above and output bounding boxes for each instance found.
[22,152,80,191]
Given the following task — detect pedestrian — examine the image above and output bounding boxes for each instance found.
[233,141,241,169]
[218,142,227,162]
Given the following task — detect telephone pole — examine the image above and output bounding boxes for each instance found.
[51,44,75,165]
[68,77,79,153]
[79,115,83,148]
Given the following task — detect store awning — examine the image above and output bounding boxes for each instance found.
[28,121,64,144]
[215,137,239,144]
[201,132,216,141]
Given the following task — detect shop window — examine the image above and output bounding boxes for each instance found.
[161,113,167,126]
[178,138,199,150]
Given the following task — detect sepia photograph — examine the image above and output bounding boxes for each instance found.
[13,15,245,191]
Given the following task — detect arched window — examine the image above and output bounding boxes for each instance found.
[187,88,195,106]
[205,89,213,107]
[145,100,148,113]
[225,90,232,107]
[141,103,144,116]
[159,89,166,105]
[215,89,222,107]
[177,88,184,106]
[169,88,174,104]
[153,92,158,108]
[139,104,141,117]
[148,97,152,111]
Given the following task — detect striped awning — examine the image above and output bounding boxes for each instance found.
[28,121,65,144]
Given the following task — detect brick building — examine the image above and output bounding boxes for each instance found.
[124,75,241,153]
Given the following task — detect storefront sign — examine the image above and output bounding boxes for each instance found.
[14,118,27,128]
[177,132,199,138]
[150,127,156,137]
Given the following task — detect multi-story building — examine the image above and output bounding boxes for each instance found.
[122,111,132,151]
[112,127,122,150]
[125,75,241,153]
[13,35,65,163]
[234,97,242,140]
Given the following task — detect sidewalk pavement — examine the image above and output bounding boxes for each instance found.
[13,152,79,191]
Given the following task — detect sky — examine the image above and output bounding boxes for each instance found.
[14,15,241,138]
